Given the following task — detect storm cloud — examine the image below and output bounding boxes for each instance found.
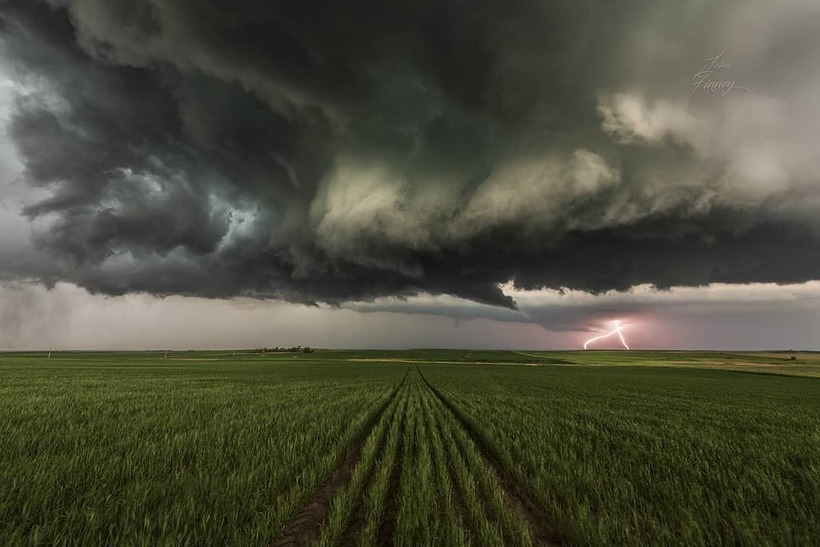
[2,0,820,309]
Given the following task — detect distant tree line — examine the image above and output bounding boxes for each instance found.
[255,346,313,353]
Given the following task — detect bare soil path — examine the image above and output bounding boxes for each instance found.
[272,368,409,547]
[417,366,566,547]
[273,366,565,546]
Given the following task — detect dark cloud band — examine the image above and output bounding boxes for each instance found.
[1,0,819,308]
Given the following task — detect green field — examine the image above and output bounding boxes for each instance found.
[1,350,819,546]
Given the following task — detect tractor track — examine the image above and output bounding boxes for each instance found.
[340,393,403,546]
[416,366,568,547]
[275,365,565,546]
[272,368,409,547]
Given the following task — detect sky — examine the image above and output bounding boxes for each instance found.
[1,1,820,350]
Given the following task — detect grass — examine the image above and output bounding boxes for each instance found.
[322,367,532,546]
[1,350,818,545]
[425,363,820,545]
[0,353,402,545]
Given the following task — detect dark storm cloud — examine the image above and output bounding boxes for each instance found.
[2,0,820,308]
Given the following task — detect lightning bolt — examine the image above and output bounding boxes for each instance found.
[583,320,630,350]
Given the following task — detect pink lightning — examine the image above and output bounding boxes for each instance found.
[583,320,630,350]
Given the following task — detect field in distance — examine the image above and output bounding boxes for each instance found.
[311,348,820,378]
[1,350,818,545]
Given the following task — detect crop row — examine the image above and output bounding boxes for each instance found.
[281,366,550,546]
[424,363,820,546]
[0,358,404,545]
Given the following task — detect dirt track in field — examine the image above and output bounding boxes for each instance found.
[272,367,565,546]
[271,369,409,547]
[417,367,565,547]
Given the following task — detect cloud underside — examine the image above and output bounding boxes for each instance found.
[1,0,820,308]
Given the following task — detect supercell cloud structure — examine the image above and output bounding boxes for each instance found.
[1,0,820,311]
